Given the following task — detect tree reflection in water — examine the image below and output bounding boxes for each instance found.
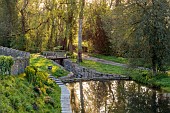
[67,81,170,113]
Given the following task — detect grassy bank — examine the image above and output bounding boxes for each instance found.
[129,69,170,92]
[72,57,170,92]
[30,54,68,77]
[0,73,61,112]
[0,54,69,112]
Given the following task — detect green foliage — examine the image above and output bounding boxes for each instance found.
[0,55,14,75]
[0,0,18,47]
[0,73,61,112]
[25,66,36,84]
[124,0,170,73]
[30,54,68,77]
[11,35,27,51]
[83,2,112,55]
[67,52,77,59]
[127,69,170,91]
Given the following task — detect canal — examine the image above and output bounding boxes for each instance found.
[66,80,170,113]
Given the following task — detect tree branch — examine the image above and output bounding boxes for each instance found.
[25,18,49,33]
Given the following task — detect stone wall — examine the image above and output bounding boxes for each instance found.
[0,46,30,75]
[63,59,119,79]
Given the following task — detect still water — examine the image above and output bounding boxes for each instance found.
[66,80,170,113]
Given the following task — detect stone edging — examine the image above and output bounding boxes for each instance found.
[60,59,131,83]
[49,75,72,113]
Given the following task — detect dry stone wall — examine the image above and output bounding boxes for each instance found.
[63,59,118,79]
[0,46,30,75]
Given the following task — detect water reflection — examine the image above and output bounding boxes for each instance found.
[66,81,170,113]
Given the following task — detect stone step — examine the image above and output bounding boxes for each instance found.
[49,75,54,78]
[49,75,72,113]
[61,103,71,107]
[59,86,68,89]
[61,90,70,93]
[61,91,70,94]
[61,111,72,113]
[61,95,70,98]
[59,85,68,87]
[61,107,72,111]
[55,80,62,83]
[53,78,60,81]
[61,96,70,100]
[61,88,69,91]
[56,82,64,85]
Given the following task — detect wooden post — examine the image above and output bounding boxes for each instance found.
[79,76,85,113]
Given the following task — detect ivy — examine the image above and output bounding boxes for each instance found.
[0,55,14,75]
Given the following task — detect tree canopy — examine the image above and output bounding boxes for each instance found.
[0,0,170,74]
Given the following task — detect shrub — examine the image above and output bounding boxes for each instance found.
[25,66,36,84]
[0,55,14,75]
[25,66,49,87]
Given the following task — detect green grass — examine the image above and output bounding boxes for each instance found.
[30,54,68,77]
[127,69,170,92]
[71,59,126,75]
[0,75,61,112]
[90,54,128,64]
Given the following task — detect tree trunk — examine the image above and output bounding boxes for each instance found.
[77,0,85,63]
[115,0,121,7]
[21,10,26,35]
[78,19,83,62]
[20,0,28,35]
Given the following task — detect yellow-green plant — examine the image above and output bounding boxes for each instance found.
[0,55,14,75]
[25,66,48,87]
[25,66,37,84]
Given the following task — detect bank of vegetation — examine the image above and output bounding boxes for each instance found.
[75,54,170,92]
[0,55,68,112]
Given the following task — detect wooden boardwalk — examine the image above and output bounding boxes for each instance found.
[49,76,72,113]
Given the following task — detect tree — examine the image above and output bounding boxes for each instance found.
[77,0,85,62]
[0,0,18,47]
[126,0,170,75]
[83,1,113,55]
